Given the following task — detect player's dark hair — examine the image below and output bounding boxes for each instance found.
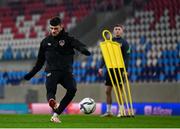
[114,24,124,29]
[113,24,125,32]
[50,16,61,26]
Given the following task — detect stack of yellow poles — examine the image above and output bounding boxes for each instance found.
[100,30,134,117]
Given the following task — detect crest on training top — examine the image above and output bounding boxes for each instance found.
[59,40,65,46]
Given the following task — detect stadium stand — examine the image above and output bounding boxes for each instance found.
[0,0,179,86]
[0,0,97,60]
[83,0,180,83]
[0,0,122,86]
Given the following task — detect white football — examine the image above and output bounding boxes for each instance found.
[79,97,96,114]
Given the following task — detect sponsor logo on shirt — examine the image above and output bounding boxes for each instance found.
[48,43,51,46]
[59,40,65,47]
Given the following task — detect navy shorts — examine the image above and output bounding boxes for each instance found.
[105,68,124,86]
[45,71,77,100]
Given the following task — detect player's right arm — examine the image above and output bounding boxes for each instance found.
[24,40,46,80]
[98,68,103,76]
[98,58,105,76]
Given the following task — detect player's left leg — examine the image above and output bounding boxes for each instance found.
[50,114,61,123]
[49,98,59,110]
[102,86,114,117]
[101,70,114,117]
[55,72,77,115]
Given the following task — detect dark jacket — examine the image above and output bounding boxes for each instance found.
[24,29,91,80]
[99,36,130,68]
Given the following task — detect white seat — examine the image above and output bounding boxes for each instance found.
[157,51,162,58]
[147,58,152,66]
[136,58,141,67]
[81,61,86,68]
[155,23,160,30]
[151,50,157,58]
[152,58,157,66]
[59,12,65,20]
[93,54,98,60]
[161,44,166,50]
[32,14,40,22]
[0,51,3,59]
[16,15,25,22]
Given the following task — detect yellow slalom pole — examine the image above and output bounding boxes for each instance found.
[104,31,128,116]
[100,30,122,115]
[101,30,126,116]
[117,46,134,116]
[109,40,131,116]
[123,68,134,116]
[100,29,134,117]
[114,45,131,116]
[107,42,126,116]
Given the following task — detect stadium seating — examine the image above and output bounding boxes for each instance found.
[0,0,179,86]
[0,0,98,61]
[91,0,180,83]
[0,0,122,86]
[124,0,180,82]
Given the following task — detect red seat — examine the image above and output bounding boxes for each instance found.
[14,33,25,39]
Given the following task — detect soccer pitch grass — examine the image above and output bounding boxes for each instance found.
[0,114,180,128]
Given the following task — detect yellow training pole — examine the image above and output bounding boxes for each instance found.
[100,30,126,116]
[117,39,134,116]
[107,39,127,116]
[100,29,134,117]
[100,30,123,115]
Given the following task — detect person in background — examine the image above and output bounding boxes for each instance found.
[98,24,130,117]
